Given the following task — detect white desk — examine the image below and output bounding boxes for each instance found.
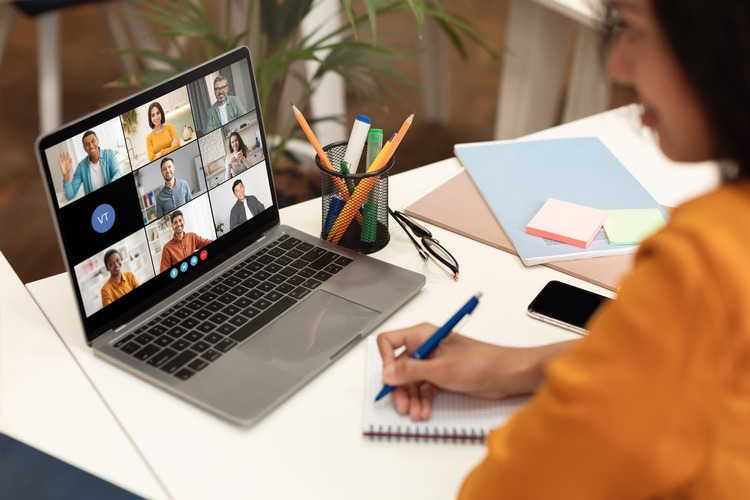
[24,106,719,499]
[0,253,166,499]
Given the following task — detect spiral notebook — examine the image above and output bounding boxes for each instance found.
[363,336,531,443]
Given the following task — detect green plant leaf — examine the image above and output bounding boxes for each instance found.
[115,0,496,170]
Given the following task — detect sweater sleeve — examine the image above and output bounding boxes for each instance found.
[101,280,114,307]
[126,271,140,289]
[147,132,156,162]
[63,161,86,201]
[160,123,180,156]
[102,149,122,182]
[459,224,719,500]
[195,233,213,249]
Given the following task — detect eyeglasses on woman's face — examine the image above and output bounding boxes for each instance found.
[388,208,459,280]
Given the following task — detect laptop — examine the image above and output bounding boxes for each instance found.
[35,47,425,426]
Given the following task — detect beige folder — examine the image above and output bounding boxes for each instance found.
[404,170,646,292]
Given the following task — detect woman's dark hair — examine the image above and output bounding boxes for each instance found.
[147,102,166,129]
[103,249,120,268]
[602,1,750,179]
[228,131,248,157]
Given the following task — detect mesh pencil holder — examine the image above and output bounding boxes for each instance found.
[315,141,393,254]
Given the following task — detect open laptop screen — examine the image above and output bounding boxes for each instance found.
[36,47,280,343]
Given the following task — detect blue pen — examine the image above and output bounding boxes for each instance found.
[374,292,483,402]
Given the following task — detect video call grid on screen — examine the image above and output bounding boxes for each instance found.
[38,52,276,323]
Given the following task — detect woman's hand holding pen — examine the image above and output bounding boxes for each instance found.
[377,324,578,421]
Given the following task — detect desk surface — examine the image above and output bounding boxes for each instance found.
[23,106,719,499]
[0,253,166,499]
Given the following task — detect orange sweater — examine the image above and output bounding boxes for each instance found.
[460,181,750,499]
[101,271,139,307]
[146,123,180,162]
[159,232,212,273]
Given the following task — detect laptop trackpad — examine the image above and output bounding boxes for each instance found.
[240,290,380,374]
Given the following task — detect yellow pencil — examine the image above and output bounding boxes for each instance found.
[327,113,414,243]
[291,104,362,224]
[369,114,412,172]
[365,134,394,173]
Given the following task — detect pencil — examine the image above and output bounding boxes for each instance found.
[368,114,413,172]
[327,113,414,243]
[291,104,362,225]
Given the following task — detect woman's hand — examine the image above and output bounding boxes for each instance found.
[377,323,576,421]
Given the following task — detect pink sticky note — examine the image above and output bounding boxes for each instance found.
[526,198,608,248]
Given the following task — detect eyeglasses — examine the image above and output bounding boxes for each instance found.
[388,208,459,280]
[214,85,228,92]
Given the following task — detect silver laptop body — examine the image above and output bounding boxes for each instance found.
[35,47,424,426]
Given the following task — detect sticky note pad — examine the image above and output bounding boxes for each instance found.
[604,208,666,245]
[526,198,608,248]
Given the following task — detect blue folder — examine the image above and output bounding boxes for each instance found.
[455,137,666,266]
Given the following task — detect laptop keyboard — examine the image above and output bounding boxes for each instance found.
[112,234,352,381]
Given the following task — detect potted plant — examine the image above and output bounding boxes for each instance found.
[113,0,495,203]
[120,108,138,135]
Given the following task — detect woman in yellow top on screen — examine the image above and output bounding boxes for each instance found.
[100,249,139,307]
[145,101,179,162]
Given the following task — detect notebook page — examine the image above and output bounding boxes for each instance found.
[363,336,531,443]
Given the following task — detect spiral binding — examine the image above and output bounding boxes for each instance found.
[363,425,486,443]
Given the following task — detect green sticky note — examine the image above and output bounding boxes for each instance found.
[604,208,667,245]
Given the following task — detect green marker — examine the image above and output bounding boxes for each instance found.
[362,129,384,244]
[366,129,383,170]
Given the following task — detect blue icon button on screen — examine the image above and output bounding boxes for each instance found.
[180,262,189,273]
[91,204,115,233]
[190,256,199,266]
[170,268,179,279]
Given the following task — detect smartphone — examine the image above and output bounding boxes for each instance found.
[527,280,611,335]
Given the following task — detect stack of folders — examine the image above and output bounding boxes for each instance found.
[452,137,667,266]
[405,137,670,291]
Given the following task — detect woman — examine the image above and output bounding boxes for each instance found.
[378,0,750,497]
[223,131,252,179]
[100,249,139,307]
[145,101,179,162]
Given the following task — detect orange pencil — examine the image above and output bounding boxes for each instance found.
[327,113,414,243]
[291,104,362,224]
[368,114,412,172]
[365,133,394,173]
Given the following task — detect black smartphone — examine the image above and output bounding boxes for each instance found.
[527,280,612,336]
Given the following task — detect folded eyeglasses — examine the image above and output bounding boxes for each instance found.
[388,208,459,280]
